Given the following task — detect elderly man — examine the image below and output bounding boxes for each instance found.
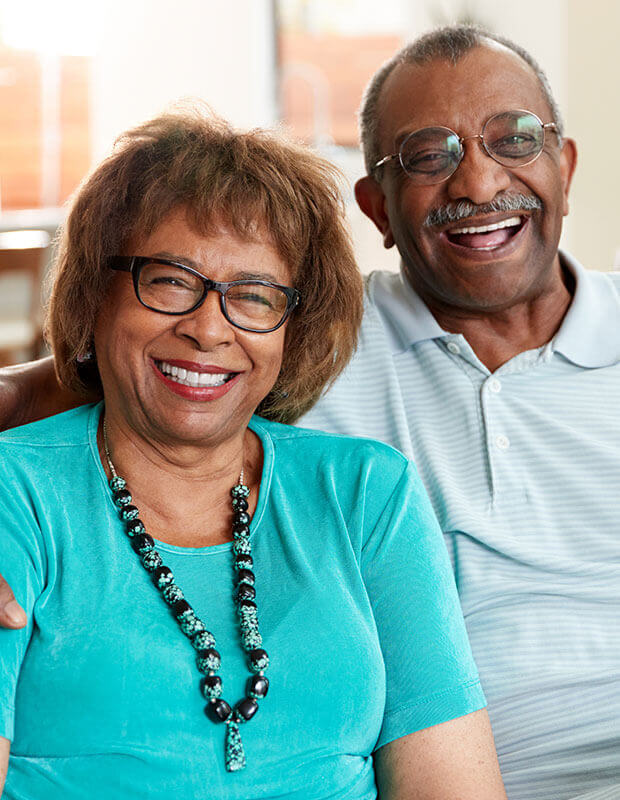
[0,25,619,800]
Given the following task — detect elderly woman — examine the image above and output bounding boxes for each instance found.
[0,109,506,799]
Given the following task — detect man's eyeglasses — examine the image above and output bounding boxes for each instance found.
[373,109,561,185]
[108,256,300,333]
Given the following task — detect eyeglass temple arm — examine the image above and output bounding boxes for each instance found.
[372,153,400,173]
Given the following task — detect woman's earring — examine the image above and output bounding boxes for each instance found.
[76,348,95,364]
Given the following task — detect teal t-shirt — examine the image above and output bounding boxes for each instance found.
[0,404,484,799]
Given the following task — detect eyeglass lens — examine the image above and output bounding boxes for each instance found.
[137,261,290,329]
[399,110,546,184]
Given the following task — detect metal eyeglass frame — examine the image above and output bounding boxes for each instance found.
[108,256,301,333]
[373,109,561,184]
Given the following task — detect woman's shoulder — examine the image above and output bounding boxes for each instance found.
[251,415,412,494]
[0,403,97,456]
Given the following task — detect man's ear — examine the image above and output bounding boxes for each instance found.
[559,137,577,216]
[354,176,395,249]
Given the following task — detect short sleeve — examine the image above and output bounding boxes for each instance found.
[0,456,46,741]
[361,459,485,750]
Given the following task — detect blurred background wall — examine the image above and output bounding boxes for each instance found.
[0,0,617,363]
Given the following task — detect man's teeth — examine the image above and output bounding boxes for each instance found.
[157,361,232,387]
[449,216,522,235]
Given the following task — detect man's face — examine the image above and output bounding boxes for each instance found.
[357,43,577,315]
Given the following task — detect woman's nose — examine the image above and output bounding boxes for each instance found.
[174,289,236,349]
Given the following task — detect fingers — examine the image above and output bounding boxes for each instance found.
[0,573,27,628]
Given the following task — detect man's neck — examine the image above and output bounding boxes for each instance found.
[423,263,575,373]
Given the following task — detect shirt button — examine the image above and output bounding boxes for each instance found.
[495,435,510,450]
[488,378,502,393]
[447,342,460,355]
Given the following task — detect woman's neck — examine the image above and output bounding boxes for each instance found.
[98,412,263,548]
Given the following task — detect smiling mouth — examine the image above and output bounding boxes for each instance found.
[445,215,526,250]
[155,360,236,388]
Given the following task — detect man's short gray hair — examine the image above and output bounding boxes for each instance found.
[359,24,564,175]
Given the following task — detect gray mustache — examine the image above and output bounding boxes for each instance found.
[423,193,542,228]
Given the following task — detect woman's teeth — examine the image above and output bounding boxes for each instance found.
[449,215,522,235]
[156,361,232,387]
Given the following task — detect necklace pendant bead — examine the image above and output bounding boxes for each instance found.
[225,719,246,772]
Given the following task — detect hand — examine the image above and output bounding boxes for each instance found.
[0,572,26,628]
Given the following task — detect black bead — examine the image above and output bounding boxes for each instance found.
[113,488,132,506]
[249,648,269,672]
[237,568,255,586]
[237,583,256,601]
[120,504,139,520]
[235,697,259,722]
[247,674,269,698]
[173,599,192,618]
[234,554,253,569]
[126,519,145,537]
[152,566,174,588]
[233,511,250,526]
[202,674,222,692]
[239,598,257,612]
[232,523,250,538]
[207,699,232,722]
[196,647,221,672]
[130,532,154,554]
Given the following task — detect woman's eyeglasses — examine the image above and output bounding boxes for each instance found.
[108,256,300,333]
[373,109,560,185]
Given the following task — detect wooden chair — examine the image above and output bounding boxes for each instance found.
[0,229,51,367]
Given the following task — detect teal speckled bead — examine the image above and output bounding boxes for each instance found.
[249,648,269,672]
[109,476,126,491]
[233,538,252,556]
[201,674,223,700]
[196,648,221,672]
[231,484,250,499]
[192,630,216,650]
[162,584,184,605]
[113,489,132,507]
[180,615,206,637]
[141,550,162,572]
[120,505,139,520]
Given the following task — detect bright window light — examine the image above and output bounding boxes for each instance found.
[0,0,99,55]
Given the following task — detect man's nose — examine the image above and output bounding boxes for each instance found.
[445,136,512,205]
[174,289,236,349]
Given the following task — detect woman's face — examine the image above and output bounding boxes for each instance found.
[94,208,292,449]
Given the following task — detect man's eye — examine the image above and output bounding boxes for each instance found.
[493,133,538,154]
[404,150,457,173]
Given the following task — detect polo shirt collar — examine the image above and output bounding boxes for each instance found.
[370,251,620,368]
[552,251,620,367]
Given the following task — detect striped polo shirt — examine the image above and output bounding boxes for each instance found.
[300,252,620,800]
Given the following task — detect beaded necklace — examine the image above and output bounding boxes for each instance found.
[102,419,269,772]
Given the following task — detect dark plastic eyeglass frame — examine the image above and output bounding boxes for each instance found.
[108,256,301,333]
[373,109,560,184]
